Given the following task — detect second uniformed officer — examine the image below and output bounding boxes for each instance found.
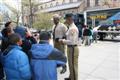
[52,14,67,53]
[52,14,68,74]
[59,14,79,80]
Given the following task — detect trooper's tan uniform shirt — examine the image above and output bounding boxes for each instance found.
[53,23,67,39]
[63,22,79,80]
[63,23,79,45]
[53,22,67,53]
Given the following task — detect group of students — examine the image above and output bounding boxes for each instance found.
[82,25,98,46]
[0,21,67,80]
[0,13,82,80]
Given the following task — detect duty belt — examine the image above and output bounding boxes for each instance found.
[67,45,77,47]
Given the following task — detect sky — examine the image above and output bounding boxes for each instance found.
[3,0,21,11]
[0,0,12,13]
[2,0,53,10]
[0,0,64,12]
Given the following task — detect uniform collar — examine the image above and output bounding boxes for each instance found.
[55,22,60,27]
[69,22,75,28]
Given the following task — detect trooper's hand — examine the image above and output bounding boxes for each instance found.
[59,39,63,42]
[60,65,67,74]
[59,39,65,44]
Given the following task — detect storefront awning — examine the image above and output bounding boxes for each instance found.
[100,12,120,24]
[108,12,120,20]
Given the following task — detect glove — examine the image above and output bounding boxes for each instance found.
[60,65,67,74]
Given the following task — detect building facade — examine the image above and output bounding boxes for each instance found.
[22,0,120,26]
[86,0,120,10]
[37,0,120,15]
[37,0,85,15]
[84,0,120,27]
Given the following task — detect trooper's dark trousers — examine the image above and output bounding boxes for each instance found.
[67,45,79,80]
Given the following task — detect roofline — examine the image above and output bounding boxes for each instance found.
[40,2,81,13]
[48,7,79,13]
[39,0,55,5]
[85,7,120,12]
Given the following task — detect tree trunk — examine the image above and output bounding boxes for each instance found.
[29,0,33,28]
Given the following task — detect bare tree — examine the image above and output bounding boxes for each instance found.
[29,0,33,28]
[3,1,21,26]
[22,0,39,28]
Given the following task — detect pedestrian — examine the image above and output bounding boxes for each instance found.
[14,26,27,39]
[21,28,37,60]
[52,14,68,53]
[30,31,67,80]
[83,26,92,46]
[59,13,79,80]
[1,27,14,52]
[52,14,68,73]
[0,21,14,80]
[1,33,31,80]
[89,27,93,45]
[93,26,98,43]
[0,28,13,80]
[15,27,37,60]
[33,32,39,43]
[1,21,15,52]
[1,21,14,37]
[81,25,86,44]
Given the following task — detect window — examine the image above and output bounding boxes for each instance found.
[69,0,73,3]
[63,12,66,14]
[50,3,53,7]
[56,2,59,6]
[40,6,43,9]
[87,0,90,7]
[62,0,65,4]
[45,4,47,8]
[95,0,99,6]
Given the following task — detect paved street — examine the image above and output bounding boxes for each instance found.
[57,39,120,80]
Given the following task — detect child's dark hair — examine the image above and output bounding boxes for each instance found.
[5,21,12,28]
[1,27,13,37]
[8,33,21,45]
[39,31,51,40]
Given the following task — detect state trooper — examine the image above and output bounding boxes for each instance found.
[52,14,68,74]
[52,14,68,53]
[59,14,79,80]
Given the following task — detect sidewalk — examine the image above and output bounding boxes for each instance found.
[58,41,119,80]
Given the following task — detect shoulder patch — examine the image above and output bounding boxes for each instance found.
[71,29,77,34]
